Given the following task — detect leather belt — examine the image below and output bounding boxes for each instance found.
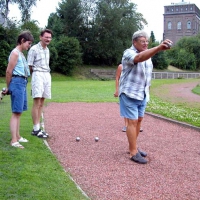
[12,75,27,79]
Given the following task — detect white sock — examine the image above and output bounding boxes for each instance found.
[33,124,40,131]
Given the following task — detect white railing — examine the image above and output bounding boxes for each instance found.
[91,69,200,79]
[152,72,200,79]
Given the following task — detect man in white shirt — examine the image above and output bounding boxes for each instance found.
[27,29,53,138]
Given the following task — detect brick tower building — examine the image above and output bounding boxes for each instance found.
[163,0,200,44]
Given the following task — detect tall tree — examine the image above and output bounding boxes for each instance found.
[56,0,84,38]
[150,31,155,43]
[47,13,64,39]
[48,0,147,66]
[85,0,147,65]
[0,0,38,23]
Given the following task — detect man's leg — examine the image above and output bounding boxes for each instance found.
[127,117,147,164]
[32,98,42,126]
[126,118,138,157]
[136,117,143,137]
[31,98,47,138]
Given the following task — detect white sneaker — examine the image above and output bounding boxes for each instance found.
[18,137,29,142]
[122,126,127,132]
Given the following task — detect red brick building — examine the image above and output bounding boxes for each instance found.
[163,0,200,44]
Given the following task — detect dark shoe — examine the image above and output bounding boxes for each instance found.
[140,127,143,132]
[31,129,47,138]
[138,148,147,157]
[130,152,147,164]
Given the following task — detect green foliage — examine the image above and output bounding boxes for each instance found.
[167,35,200,70]
[149,41,169,70]
[0,40,10,76]
[54,36,82,75]
[48,0,147,66]
[48,40,58,72]
[0,24,19,76]
[176,36,200,69]
[152,51,169,70]
[56,0,83,38]
[167,47,196,70]
[20,20,41,43]
[0,0,38,22]
[47,13,64,39]
[85,0,147,65]
[150,31,155,43]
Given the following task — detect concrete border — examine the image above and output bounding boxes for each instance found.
[43,141,91,200]
[145,112,200,132]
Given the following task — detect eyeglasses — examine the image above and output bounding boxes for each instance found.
[138,40,149,44]
[43,36,52,40]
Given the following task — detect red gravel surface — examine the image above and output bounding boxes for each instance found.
[44,82,200,200]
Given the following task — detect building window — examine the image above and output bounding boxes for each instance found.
[187,21,191,29]
[171,8,174,11]
[176,8,178,11]
[186,7,188,10]
[177,22,181,30]
[190,7,193,10]
[168,21,172,29]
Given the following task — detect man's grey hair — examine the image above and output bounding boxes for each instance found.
[132,30,149,41]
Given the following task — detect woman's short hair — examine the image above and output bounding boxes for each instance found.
[17,31,34,44]
[132,30,149,41]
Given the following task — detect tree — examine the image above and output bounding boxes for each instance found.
[149,41,169,70]
[0,23,20,76]
[55,36,82,75]
[150,31,155,43]
[48,0,147,66]
[56,0,84,38]
[20,20,40,43]
[167,46,196,70]
[0,0,38,24]
[83,0,147,65]
[46,13,64,39]
[176,36,200,69]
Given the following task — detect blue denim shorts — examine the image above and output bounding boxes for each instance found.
[9,77,28,113]
[119,93,147,120]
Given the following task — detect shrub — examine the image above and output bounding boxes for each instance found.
[54,36,82,75]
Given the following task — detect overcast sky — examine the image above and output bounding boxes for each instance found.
[9,0,200,41]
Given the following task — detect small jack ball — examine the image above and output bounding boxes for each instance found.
[76,137,80,142]
[95,137,99,142]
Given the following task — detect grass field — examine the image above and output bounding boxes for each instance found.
[0,73,200,199]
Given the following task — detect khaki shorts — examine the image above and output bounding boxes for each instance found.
[31,71,51,99]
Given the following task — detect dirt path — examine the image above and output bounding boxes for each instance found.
[44,82,200,200]
[152,80,200,107]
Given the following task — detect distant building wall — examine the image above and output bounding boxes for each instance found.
[163,1,200,44]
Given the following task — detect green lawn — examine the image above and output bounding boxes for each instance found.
[0,75,200,199]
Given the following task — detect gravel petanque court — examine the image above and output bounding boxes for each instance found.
[44,98,200,200]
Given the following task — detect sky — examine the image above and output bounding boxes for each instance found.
[9,0,200,41]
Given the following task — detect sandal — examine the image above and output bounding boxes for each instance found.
[11,142,24,149]
[18,137,28,142]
